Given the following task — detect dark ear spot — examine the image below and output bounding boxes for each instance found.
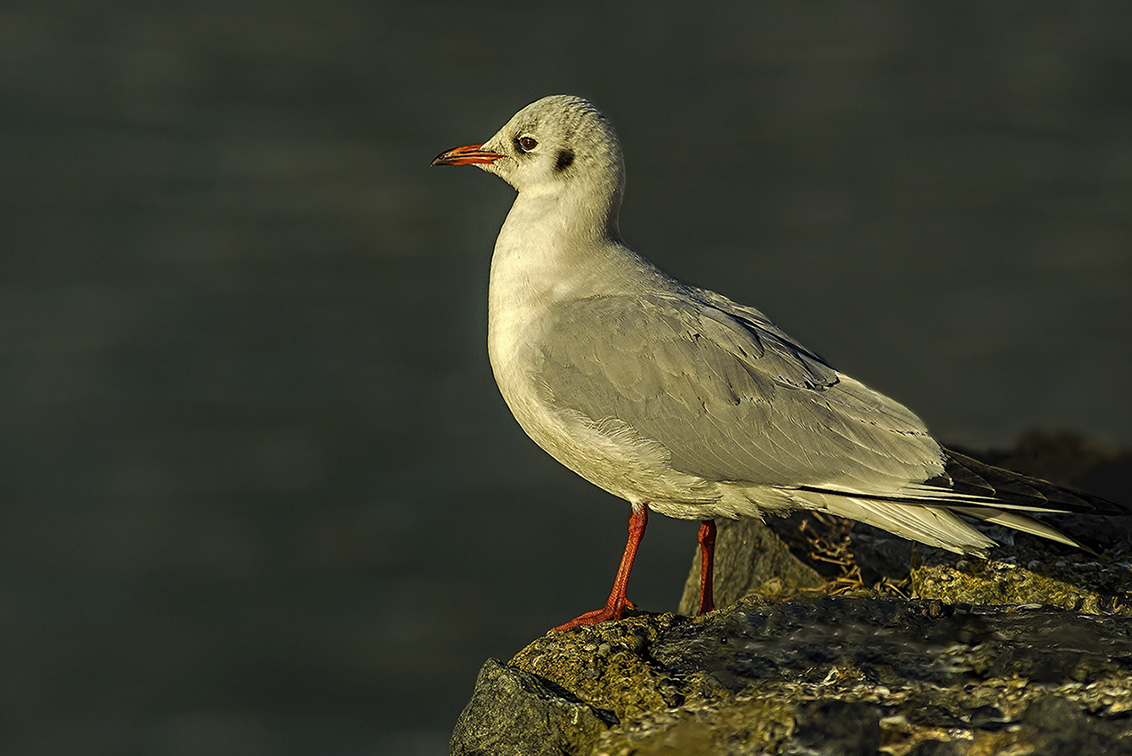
[554,148,575,173]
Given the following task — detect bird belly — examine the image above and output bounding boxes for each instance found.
[488,332,743,519]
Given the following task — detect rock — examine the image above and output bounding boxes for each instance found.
[449,657,616,756]
[451,598,1132,755]
[450,602,1132,756]
[451,434,1132,754]
[911,557,1132,615]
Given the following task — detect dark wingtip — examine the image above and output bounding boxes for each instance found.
[942,449,1128,516]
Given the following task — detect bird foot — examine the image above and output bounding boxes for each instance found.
[552,597,636,631]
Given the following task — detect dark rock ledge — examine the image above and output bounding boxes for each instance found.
[451,434,1132,756]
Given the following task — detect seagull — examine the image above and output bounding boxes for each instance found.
[432,95,1123,631]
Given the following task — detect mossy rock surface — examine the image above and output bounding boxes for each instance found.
[451,598,1132,755]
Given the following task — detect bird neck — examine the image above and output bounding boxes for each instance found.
[487,186,677,329]
[490,187,625,302]
[511,180,623,243]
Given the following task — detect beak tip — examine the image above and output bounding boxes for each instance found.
[430,149,456,167]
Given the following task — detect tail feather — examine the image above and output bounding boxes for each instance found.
[947,506,1091,552]
[818,496,995,555]
[788,448,1125,552]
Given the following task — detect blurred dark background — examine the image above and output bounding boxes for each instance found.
[1,1,1129,754]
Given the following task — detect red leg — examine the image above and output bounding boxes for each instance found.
[697,519,716,615]
[553,504,648,631]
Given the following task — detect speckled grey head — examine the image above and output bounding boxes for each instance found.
[431,95,629,240]
[477,95,626,201]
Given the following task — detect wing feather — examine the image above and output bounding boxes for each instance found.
[535,293,944,492]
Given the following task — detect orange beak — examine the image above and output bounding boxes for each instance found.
[431,143,505,166]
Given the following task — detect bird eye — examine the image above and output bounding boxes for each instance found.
[516,136,538,152]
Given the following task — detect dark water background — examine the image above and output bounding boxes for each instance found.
[2,2,1130,754]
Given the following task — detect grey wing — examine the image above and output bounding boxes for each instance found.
[535,294,946,493]
[688,286,837,390]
